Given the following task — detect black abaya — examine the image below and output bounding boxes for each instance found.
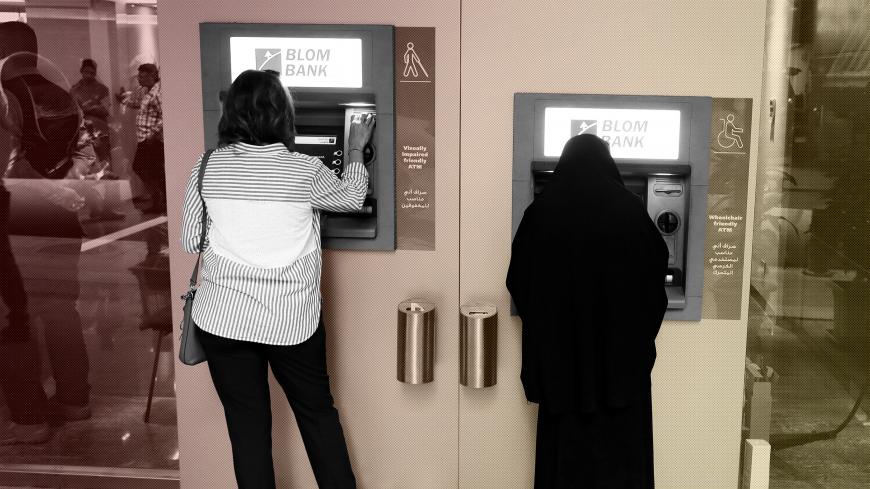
[534,391,654,488]
[507,134,669,488]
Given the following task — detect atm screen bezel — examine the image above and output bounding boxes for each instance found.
[513,93,713,320]
[201,23,393,114]
[201,23,397,251]
[531,96,694,165]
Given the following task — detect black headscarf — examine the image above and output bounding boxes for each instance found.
[507,134,669,414]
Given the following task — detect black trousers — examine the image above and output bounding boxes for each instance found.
[132,138,166,211]
[0,185,28,330]
[0,185,90,424]
[198,322,356,489]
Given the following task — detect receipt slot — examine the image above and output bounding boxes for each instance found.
[200,23,396,250]
[513,94,712,321]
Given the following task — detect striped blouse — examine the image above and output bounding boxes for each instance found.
[180,142,368,345]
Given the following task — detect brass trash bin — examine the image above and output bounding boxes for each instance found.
[397,300,436,384]
[460,303,497,388]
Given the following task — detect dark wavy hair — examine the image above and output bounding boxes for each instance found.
[0,21,37,61]
[218,70,295,151]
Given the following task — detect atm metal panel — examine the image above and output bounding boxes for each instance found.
[200,23,396,251]
[513,93,711,321]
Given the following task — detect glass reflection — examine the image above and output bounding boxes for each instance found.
[747,0,870,487]
[0,2,177,487]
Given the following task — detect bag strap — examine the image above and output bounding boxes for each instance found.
[189,149,215,288]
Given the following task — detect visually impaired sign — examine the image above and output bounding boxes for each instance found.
[395,27,436,251]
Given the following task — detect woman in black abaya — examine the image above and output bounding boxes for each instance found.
[507,134,669,488]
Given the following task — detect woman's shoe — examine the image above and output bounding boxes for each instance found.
[58,403,92,421]
[47,398,92,422]
[0,419,52,445]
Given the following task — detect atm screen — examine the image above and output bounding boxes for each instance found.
[543,107,682,160]
[295,130,344,177]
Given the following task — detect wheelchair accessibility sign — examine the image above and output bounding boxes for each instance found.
[713,113,746,154]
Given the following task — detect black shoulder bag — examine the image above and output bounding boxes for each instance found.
[178,149,214,366]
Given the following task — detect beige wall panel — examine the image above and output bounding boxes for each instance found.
[159,2,461,488]
[459,1,766,488]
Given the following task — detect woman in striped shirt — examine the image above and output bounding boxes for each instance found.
[181,70,372,489]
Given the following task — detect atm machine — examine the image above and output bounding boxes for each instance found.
[200,23,396,250]
[512,94,712,320]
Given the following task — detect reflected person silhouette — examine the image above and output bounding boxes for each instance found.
[0,21,91,445]
[119,63,164,214]
[71,58,111,166]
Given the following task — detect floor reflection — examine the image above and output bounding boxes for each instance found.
[0,212,178,473]
[748,275,870,488]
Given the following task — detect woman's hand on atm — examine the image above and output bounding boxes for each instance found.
[347,113,375,154]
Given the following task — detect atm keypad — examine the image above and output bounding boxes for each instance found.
[295,133,345,177]
[329,156,344,178]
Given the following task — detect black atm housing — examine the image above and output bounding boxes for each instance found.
[200,23,396,250]
[513,94,712,321]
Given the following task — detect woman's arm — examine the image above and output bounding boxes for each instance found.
[180,155,206,253]
[309,158,368,213]
[310,114,373,212]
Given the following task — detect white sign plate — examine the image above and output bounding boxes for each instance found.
[544,107,682,160]
[230,37,362,88]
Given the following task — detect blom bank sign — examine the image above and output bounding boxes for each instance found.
[230,37,363,88]
[544,107,682,160]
